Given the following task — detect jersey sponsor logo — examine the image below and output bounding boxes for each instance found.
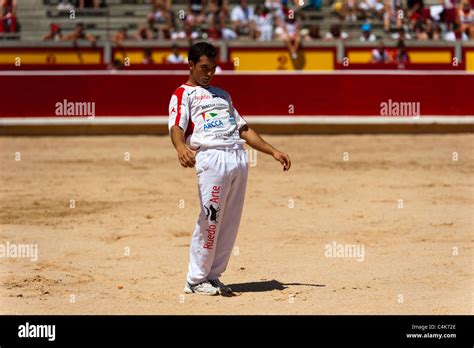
[204,186,221,250]
[204,120,224,130]
[200,102,228,110]
[201,104,215,109]
[202,112,225,130]
[205,204,220,223]
[202,112,218,121]
[228,113,236,125]
[214,128,238,139]
[196,94,211,101]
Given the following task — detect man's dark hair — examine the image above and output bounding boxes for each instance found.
[188,42,217,65]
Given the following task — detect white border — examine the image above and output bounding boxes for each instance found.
[1,116,473,126]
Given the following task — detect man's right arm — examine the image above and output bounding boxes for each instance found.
[169,88,195,168]
[170,125,196,168]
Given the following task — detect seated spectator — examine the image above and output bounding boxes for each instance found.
[413,21,429,39]
[346,0,359,21]
[78,0,100,9]
[444,22,470,40]
[274,3,289,26]
[206,21,222,40]
[231,0,255,36]
[303,24,322,40]
[265,0,282,11]
[171,21,199,40]
[459,1,474,23]
[208,0,229,29]
[275,15,301,60]
[57,1,75,10]
[332,0,358,21]
[425,20,441,40]
[409,2,430,31]
[324,24,349,40]
[0,0,17,33]
[135,24,153,40]
[166,44,187,64]
[391,27,412,40]
[305,0,323,10]
[459,1,474,38]
[360,22,377,41]
[112,27,130,45]
[206,0,236,41]
[407,0,423,20]
[384,0,403,32]
[186,0,206,27]
[371,41,391,62]
[205,21,237,41]
[63,22,96,45]
[43,23,63,41]
[142,48,154,65]
[358,0,385,19]
[251,5,273,41]
[147,0,172,39]
[440,0,457,25]
[222,27,238,40]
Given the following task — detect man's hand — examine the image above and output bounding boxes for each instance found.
[273,150,291,171]
[239,125,291,172]
[177,144,196,168]
[170,125,195,168]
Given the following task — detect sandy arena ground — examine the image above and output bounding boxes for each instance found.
[0,134,472,315]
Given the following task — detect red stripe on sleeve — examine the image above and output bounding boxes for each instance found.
[173,87,186,127]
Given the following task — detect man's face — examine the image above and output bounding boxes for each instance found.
[190,55,217,87]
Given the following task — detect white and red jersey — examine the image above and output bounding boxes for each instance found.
[168,83,247,150]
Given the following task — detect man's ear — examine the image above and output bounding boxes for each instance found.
[188,61,194,72]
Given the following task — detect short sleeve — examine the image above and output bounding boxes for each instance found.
[230,98,247,129]
[168,87,189,132]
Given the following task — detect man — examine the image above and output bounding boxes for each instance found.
[166,44,187,64]
[63,23,96,45]
[0,0,17,33]
[231,0,255,36]
[359,23,376,42]
[169,42,291,296]
[371,41,390,63]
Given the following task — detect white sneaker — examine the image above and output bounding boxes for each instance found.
[184,281,219,296]
[209,279,234,296]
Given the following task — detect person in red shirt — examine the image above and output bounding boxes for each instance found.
[0,0,17,33]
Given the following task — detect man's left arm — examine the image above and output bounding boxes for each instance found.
[239,125,291,171]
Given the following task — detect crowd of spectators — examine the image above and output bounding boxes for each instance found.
[333,0,473,40]
[37,0,474,51]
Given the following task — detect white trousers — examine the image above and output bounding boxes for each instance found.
[187,145,248,285]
